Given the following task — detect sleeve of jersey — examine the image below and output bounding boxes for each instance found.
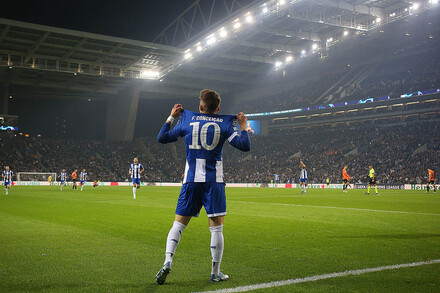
[227,129,251,152]
[157,114,183,144]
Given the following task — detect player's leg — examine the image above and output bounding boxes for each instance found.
[366,182,371,194]
[156,183,201,285]
[5,182,9,195]
[81,181,84,191]
[156,214,190,285]
[300,182,303,193]
[203,183,228,282]
[374,183,378,194]
[209,215,227,282]
[165,214,191,263]
[133,178,141,198]
[132,180,137,199]
[304,181,307,193]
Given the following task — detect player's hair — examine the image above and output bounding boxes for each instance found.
[200,89,221,113]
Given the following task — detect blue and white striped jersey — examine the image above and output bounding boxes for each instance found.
[300,168,308,179]
[130,163,144,179]
[80,172,88,181]
[3,170,13,181]
[158,110,251,183]
[60,172,67,181]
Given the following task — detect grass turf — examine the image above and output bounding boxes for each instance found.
[0,186,439,292]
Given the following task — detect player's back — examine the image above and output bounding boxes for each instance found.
[180,110,237,182]
[179,110,236,160]
[158,109,250,183]
[300,168,307,178]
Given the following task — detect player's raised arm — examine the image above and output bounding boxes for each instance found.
[157,104,184,144]
[227,112,251,152]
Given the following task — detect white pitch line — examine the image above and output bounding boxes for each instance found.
[229,200,440,216]
[195,259,440,293]
[231,195,303,199]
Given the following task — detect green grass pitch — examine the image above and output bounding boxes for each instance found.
[0,186,439,292]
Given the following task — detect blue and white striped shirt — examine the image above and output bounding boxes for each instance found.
[300,168,308,179]
[157,110,251,183]
[130,163,144,179]
[60,172,67,181]
[3,170,13,181]
[80,172,88,181]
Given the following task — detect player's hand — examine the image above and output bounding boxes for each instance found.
[171,104,183,118]
[237,112,247,131]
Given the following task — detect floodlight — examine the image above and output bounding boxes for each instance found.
[376,17,381,22]
[245,15,254,23]
[275,61,282,67]
[430,0,438,4]
[262,6,269,13]
[312,44,318,50]
[285,55,293,63]
[219,29,228,38]
[343,30,349,36]
[233,22,241,30]
[207,36,217,45]
[141,70,160,79]
[301,50,306,55]
[412,3,419,10]
[196,45,203,52]
[184,52,193,60]
[279,0,286,5]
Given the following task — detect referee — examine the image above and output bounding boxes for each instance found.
[365,165,378,195]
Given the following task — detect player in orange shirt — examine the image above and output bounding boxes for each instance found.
[71,169,78,190]
[426,169,436,193]
[342,165,350,192]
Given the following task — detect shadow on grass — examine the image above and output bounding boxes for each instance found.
[333,233,440,239]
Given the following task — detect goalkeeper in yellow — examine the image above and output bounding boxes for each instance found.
[365,165,378,195]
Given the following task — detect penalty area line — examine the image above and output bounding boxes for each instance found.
[195,259,440,293]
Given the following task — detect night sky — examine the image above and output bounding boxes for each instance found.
[1,0,195,42]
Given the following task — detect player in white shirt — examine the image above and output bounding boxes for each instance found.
[58,169,68,191]
[273,174,281,187]
[80,169,88,191]
[2,166,13,195]
[129,158,144,199]
[299,161,308,194]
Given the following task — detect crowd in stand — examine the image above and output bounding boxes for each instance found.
[1,119,439,185]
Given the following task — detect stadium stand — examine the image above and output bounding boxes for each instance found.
[1,117,439,184]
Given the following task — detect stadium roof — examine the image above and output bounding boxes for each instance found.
[0,0,437,98]
[0,18,181,79]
